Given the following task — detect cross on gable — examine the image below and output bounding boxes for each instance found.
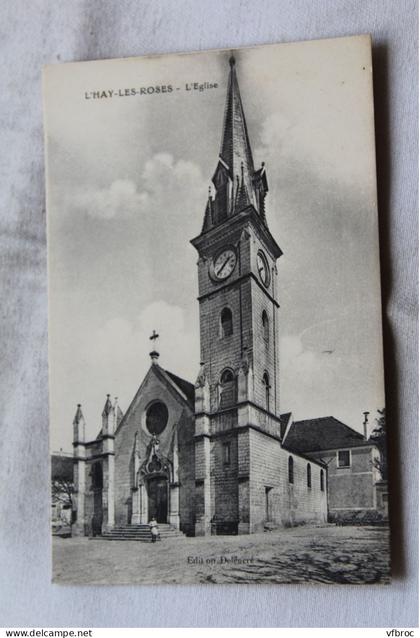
[149,330,160,362]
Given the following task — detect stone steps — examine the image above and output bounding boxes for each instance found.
[94,524,186,542]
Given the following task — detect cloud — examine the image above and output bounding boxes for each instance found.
[71,153,206,224]
[73,179,150,219]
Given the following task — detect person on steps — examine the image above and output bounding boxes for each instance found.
[149,517,160,542]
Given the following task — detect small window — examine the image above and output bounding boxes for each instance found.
[338,450,351,468]
[320,469,325,492]
[307,464,311,488]
[288,456,294,484]
[220,307,233,337]
[223,441,231,465]
[262,310,269,342]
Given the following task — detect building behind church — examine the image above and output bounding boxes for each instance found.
[69,56,386,539]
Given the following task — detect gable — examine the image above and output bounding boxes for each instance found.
[115,363,194,438]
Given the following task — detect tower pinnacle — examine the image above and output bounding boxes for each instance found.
[73,403,84,425]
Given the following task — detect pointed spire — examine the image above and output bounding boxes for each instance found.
[73,403,84,425]
[219,54,255,206]
[112,396,121,429]
[192,54,278,241]
[234,161,251,212]
[102,394,112,417]
[73,403,85,445]
[253,160,269,225]
[202,187,214,232]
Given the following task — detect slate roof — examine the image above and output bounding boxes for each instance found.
[51,454,73,482]
[283,416,369,454]
[164,369,195,406]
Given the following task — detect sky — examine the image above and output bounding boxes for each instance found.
[44,36,385,451]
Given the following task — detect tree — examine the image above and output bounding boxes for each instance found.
[52,477,74,507]
[369,408,387,481]
[51,453,75,527]
[52,478,74,524]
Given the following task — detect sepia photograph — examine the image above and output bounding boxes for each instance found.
[44,35,390,585]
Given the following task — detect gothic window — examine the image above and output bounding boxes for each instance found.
[337,450,351,468]
[320,469,325,492]
[262,371,270,411]
[220,307,233,337]
[288,456,294,484]
[146,401,168,435]
[223,441,231,465]
[307,463,312,489]
[219,368,236,408]
[262,310,269,342]
[221,368,234,383]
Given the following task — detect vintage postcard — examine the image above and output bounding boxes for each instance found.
[44,35,390,584]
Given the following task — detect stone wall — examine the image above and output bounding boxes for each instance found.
[248,428,327,531]
[210,433,239,534]
[207,425,327,534]
[177,410,196,535]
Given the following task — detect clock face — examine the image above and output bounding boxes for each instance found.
[257,251,270,287]
[213,248,237,280]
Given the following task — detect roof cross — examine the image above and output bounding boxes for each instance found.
[149,330,160,363]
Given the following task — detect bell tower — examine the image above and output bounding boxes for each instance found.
[191,55,283,536]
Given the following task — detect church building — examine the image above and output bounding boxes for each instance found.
[71,55,329,538]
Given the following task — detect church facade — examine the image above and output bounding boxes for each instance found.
[72,56,328,537]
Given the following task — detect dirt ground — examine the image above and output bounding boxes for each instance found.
[52,525,391,585]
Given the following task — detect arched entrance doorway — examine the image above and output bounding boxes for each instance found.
[138,432,172,525]
[146,475,168,523]
[91,461,103,536]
